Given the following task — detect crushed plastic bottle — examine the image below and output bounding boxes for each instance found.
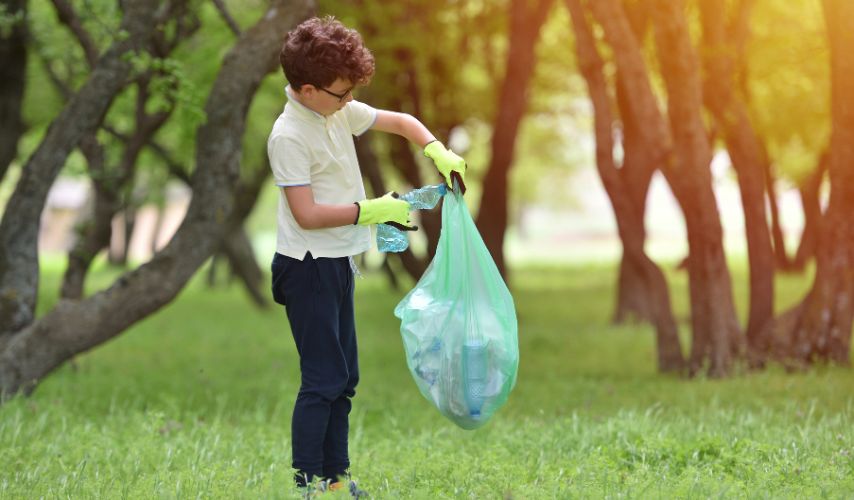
[377,184,447,252]
[414,336,443,387]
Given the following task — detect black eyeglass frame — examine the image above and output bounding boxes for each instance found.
[318,85,354,102]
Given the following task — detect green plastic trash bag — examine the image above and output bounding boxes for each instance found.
[394,186,518,430]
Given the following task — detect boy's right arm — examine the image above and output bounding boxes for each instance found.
[283,185,359,230]
[272,135,413,230]
[284,185,413,230]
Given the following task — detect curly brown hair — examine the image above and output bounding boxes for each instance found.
[280,16,375,91]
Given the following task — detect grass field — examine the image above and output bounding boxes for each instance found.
[2,259,854,499]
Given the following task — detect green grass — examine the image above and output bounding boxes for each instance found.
[2,260,854,498]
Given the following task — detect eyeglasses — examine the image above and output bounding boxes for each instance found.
[318,86,354,102]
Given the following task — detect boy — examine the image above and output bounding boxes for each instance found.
[268,16,467,494]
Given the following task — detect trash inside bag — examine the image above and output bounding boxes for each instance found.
[394,185,518,430]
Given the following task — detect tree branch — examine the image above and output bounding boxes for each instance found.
[50,0,100,67]
[212,0,242,36]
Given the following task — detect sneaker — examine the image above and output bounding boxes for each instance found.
[321,480,345,493]
[317,479,368,498]
[347,480,368,498]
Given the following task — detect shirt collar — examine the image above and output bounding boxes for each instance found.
[284,85,326,125]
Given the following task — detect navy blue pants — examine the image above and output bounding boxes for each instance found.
[270,252,358,485]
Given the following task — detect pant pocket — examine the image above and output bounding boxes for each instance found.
[270,253,289,306]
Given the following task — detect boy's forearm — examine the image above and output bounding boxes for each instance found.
[284,186,359,229]
[300,203,360,229]
[374,110,437,147]
[400,114,436,148]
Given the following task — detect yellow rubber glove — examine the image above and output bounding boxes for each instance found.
[355,192,417,230]
[424,141,467,194]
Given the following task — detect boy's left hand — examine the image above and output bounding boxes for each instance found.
[424,141,467,194]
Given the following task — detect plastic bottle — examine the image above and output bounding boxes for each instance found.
[462,339,488,418]
[377,184,447,253]
[414,337,443,386]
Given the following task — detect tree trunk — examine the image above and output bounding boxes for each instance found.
[0,0,316,398]
[385,49,444,262]
[651,0,743,376]
[60,136,117,299]
[476,0,554,280]
[217,164,272,309]
[792,152,828,271]
[764,156,792,271]
[777,0,854,364]
[699,0,774,355]
[109,208,136,267]
[0,0,27,183]
[611,1,658,325]
[0,0,160,335]
[589,0,741,376]
[221,226,267,308]
[568,0,684,372]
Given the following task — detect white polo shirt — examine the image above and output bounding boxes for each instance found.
[267,87,378,260]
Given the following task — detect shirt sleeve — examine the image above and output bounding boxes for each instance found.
[343,100,378,136]
[268,134,312,187]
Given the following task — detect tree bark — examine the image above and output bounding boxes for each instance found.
[699,0,774,355]
[476,0,554,280]
[612,1,658,325]
[0,0,161,335]
[651,0,743,376]
[0,0,28,183]
[109,208,137,267]
[612,94,658,324]
[50,0,99,66]
[217,164,271,309]
[385,50,444,261]
[221,226,267,308]
[763,153,792,271]
[568,0,684,372]
[60,135,115,299]
[0,0,315,398]
[777,0,854,365]
[792,152,828,271]
[589,0,742,376]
